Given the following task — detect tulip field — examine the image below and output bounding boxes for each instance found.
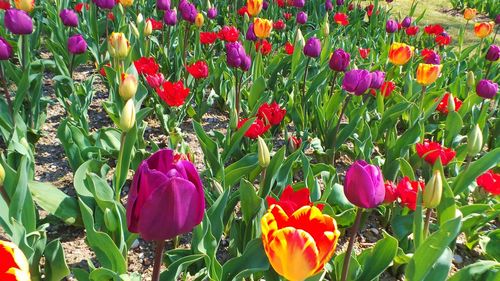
[1,0,500,280]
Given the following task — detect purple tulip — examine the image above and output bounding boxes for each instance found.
[486,45,499,61]
[179,0,197,23]
[386,19,398,33]
[126,149,205,241]
[296,11,307,24]
[369,71,385,89]
[303,37,321,58]
[329,48,351,72]
[476,79,498,99]
[293,0,305,8]
[4,9,33,35]
[246,23,257,41]
[157,0,171,10]
[495,14,500,25]
[92,0,116,9]
[401,16,412,28]
[336,0,344,5]
[342,69,372,95]
[0,37,13,60]
[59,9,79,27]
[164,8,177,26]
[207,7,217,19]
[423,50,441,65]
[325,0,333,11]
[240,54,252,72]
[68,34,87,54]
[263,0,269,10]
[226,41,248,70]
[344,160,385,209]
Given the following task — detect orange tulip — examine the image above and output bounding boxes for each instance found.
[474,22,494,38]
[463,8,477,21]
[247,0,263,17]
[253,18,273,39]
[261,204,340,281]
[14,0,34,12]
[0,240,30,281]
[388,42,414,65]
[416,63,442,86]
[119,0,134,7]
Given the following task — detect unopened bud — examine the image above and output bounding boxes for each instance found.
[322,15,330,37]
[144,20,153,36]
[130,22,140,38]
[467,71,475,88]
[136,13,144,24]
[230,108,238,130]
[0,164,5,185]
[294,29,305,49]
[447,93,456,112]
[423,170,443,208]
[212,180,224,195]
[104,208,118,231]
[244,13,250,23]
[119,73,138,101]
[287,135,302,153]
[119,99,136,132]
[257,136,270,168]
[467,125,483,156]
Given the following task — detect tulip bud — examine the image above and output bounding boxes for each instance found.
[423,170,443,208]
[195,13,204,28]
[144,20,153,36]
[137,13,144,24]
[467,71,475,88]
[0,163,5,185]
[322,15,330,37]
[244,12,250,23]
[294,29,305,49]
[108,32,130,59]
[130,22,140,38]
[467,125,483,156]
[212,180,224,195]
[257,136,270,168]
[119,99,136,132]
[104,208,118,231]
[119,74,138,101]
[287,135,302,153]
[447,93,456,112]
[230,108,238,130]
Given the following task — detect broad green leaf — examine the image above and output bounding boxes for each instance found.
[453,148,500,194]
[448,260,500,281]
[160,254,206,281]
[240,179,264,222]
[222,239,269,280]
[44,240,70,281]
[357,232,398,281]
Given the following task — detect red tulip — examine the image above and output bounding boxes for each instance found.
[218,26,240,42]
[416,139,456,166]
[237,6,249,16]
[186,60,209,79]
[383,181,398,204]
[284,42,294,55]
[146,73,165,89]
[267,185,324,216]
[156,80,190,107]
[405,26,419,36]
[255,39,272,55]
[435,93,462,114]
[200,32,218,44]
[476,170,500,195]
[397,177,424,211]
[257,101,286,126]
[273,19,286,30]
[134,57,160,76]
[333,12,349,26]
[237,118,270,139]
[424,24,444,36]
[147,18,163,30]
[359,48,370,59]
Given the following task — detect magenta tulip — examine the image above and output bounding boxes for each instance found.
[344,160,385,209]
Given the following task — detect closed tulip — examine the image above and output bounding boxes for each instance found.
[92,0,116,9]
[157,0,170,10]
[476,79,498,99]
[68,34,87,54]
[423,170,442,208]
[303,37,321,58]
[119,0,134,7]
[416,63,442,86]
[14,0,34,13]
[401,16,412,28]
[126,149,205,241]
[253,18,272,39]
[296,11,307,24]
[293,0,305,8]
[144,20,153,36]
[207,7,217,19]
[0,240,30,280]
[344,160,385,209]
[329,49,350,72]
[59,9,78,27]
[164,8,177,25]
[119,99,136,132]
[388,42,414,65]
[474,22,494,38]
[325,0,333,11]
[246,23,257,41]
[463,8,477,21]
[486,45,499,61]
[195,12,204,27]
[4,9,33,35]
[262,188,339,281]
[247,0,263,17]
[386,19,398,33]
[0,37,13,60]
[342,69,372,95]
[467,124,483,156]
[369,70,385,89]
[179,0,197,23]
[119,73,138,100]
[108,32,130,58]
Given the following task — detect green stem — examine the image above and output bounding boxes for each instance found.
[332,94,351,165]
[302,57,311,131]
[151,240,166,281]
[341,208,363,281]
[22,35,29,71]
[0,64,13,121]
[69,54,76,79]
[115,132,126,202]
[423,208,432,239]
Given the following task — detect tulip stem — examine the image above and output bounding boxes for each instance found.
[484,61,493,79]
[235,70,241,115]
[423,208,432,238]
[69,54,76,79]
[332,94,351,166]
[152,240,166,281]
[302,57,311,131]
[22,35,29,71]
[418,85,427,114]
[329,72,338,97]
[0,64,14,122]
[0,184,10,205]
[341,208,363,281]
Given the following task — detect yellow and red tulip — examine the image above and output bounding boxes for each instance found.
[253,18,272,39]
[247,0,263,17]
[416,63,442,86]
[119,0,134,7]
[0,240,30,281]
[14,0,34,13]
[474,22,494,38]
[463,8,477,21]
[388,42,414,66]
[195,13,204,28]
[108,32,130,59]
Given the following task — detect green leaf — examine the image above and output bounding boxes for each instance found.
[479,229,500,261]
[193,121,222,179]
[248,76,266,111]
[224,153,259,188]
[160,254,206,281]
[453,148,500,194]
[422,247,453,281]
[448,260,500,281]
[222,238,269,280]
[357,232,398,281]
[239,179,264,222]
[44,240,70,281]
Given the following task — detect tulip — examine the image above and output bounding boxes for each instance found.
[467,71,475,88]
[476,79,498,99]
[293,0,305,8]
[257,136,270,168]
[496,14,500,25]
[336,0,344,5]
[186,60,209,79]
[247,0,263,17]
[486,45,499,61]
[476,170,500,195]
[474,22,494,38]
[416,139,456,166]
[246,23,257,41]
[207,7,217,19]
[416,63,442,86]
[467,124,483,156]
[59,8,78,27]
[401,16,411,28]
[225,41,247,68]
[287,135,302,152]
[295,29,305,49]
[257,101,286,126]
[303,37,321,58]
[92,0,116,9]
[463,8,477,21]
[156,80,190,107]
[68,34,87,54]
[4,9,33,35]
[342,69,372,95]
[322,14,330,36]
[0,37,13,60]
[119,0,134,7]
[329,49,350,72]
[157,0,170,10]
[388,42,414,65]
[296,11,307,25]
[144,20,153,36]
[253,18,272,39]
[344,160,385,209]
[325,0,333,11]
[126,149,205,240]
[383,181,398,204]
[397,177,425,211]
[421,49,441,65]
[386,19,398,33]
[119,99,136,132]
[195,13,204,27]
[14,0,34,13]
[119,74,138,100]
[262,200,339,281]
[369,71,385,89]
[108,32,130,59]
[0,163,4,185]
[423,170,442,209]
[164,8,177,25]
[240,54,252,72]
[179,0,197,23]
[0,240,30,280]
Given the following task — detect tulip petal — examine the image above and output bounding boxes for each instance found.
[4,268,31,281]
[146,149,175,174]
[345,162,380,208]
